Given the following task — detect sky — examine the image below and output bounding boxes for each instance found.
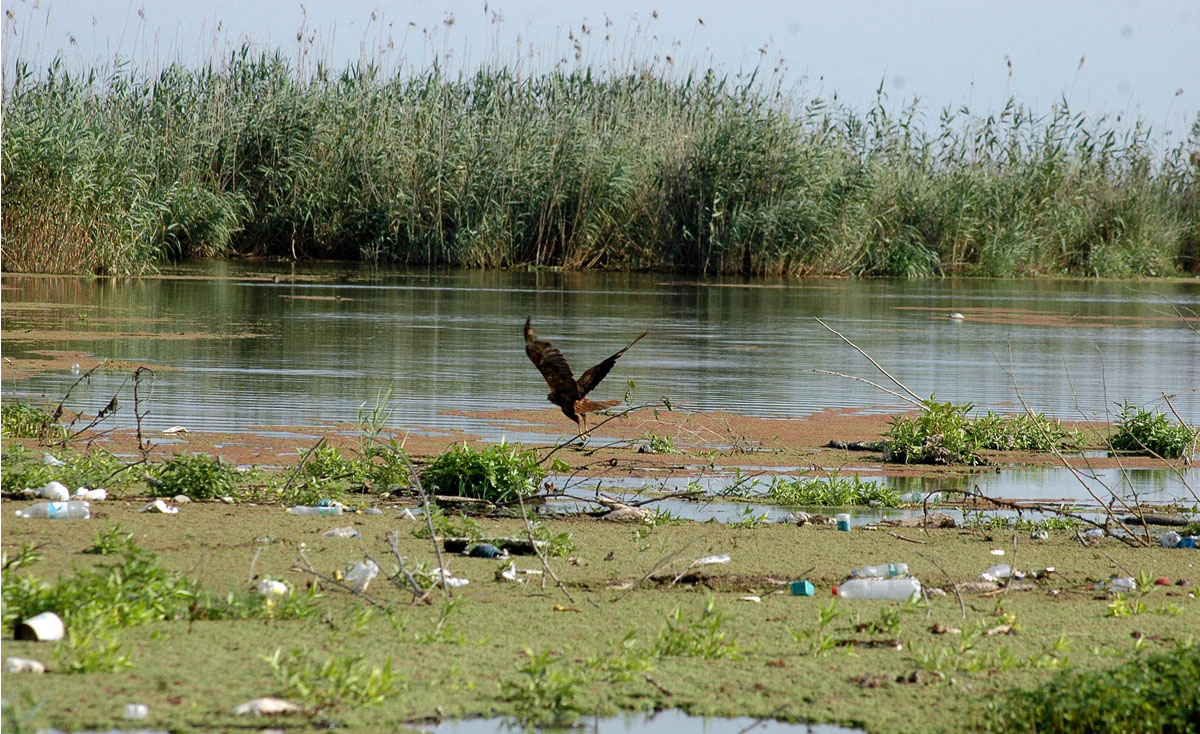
[3,0,1197,146]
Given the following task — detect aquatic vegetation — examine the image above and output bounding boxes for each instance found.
[148,451,239,500]
[1109,401,1198,459]
[3,46,1196,277]
[987,642,1200,734]
[0,401,64,441]
[886,399,1084,465]
[763,473,902,507]
[0,445,124,495]
[420,440,545,503]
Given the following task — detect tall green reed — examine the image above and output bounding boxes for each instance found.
[3,48,1196,276]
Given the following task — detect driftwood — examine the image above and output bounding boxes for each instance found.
[441,536,545,555]
[1123,514,1192,527]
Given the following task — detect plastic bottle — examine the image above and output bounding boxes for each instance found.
[836,577,921,600]
[14,501,91,519]
[1160,531,1181,548]
[1109,576,1137,593]
[982,563,1013,580]
[851,562,909,578]
[287,505,343,515]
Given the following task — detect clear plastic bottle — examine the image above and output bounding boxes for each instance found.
[1109,576,1137,593]
[344,560,379,592]
[1160,531,1181,548]
[982,563,1013,580]
[14,501,91,519]
[287,505,343,515]
[836,577,921,600]
[851,562,909,578]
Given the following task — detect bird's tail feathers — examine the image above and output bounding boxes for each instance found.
[575,399,619,415]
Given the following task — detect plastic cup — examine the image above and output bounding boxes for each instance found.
[835,513,851,531]
[15,612,65,641]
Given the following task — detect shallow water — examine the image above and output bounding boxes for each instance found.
[433,710,860,733]
[4,264,1197,431]
[4,265,1197,508]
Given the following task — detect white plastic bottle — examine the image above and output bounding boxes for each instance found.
[851,562,909,578]
[14,501,91,519]
[287,505,343,515]
[836,577,921,600]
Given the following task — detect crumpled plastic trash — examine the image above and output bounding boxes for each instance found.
[230,697,303,715]
[124,703,150,720]
[435,567,469,587]
[26,481,70,501]
[41,454,65,466]
[74,487,108,501]
[256,579,289,597]
[398,508,418,520]
[162,425,188,434]
[323,526,361,539]
[139,499,179,514]
[4,657,47,674]
[693,554,731,566]
[344,560,380,592]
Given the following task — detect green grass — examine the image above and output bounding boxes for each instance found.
[2,46,1196,276]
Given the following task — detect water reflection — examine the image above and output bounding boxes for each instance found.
[4,265,1197,437]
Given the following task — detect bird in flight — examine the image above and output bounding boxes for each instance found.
[524,317,647,434]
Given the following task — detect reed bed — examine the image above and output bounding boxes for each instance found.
[3,50,1197,276]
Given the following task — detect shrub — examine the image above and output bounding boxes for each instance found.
[987,642,1200,733]
[0,401,63,440]
[149,452,238,499]
[420,440,544,503]
[1109,401,1197,459]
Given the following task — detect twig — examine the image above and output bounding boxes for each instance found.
[887,532,928,544]
[914,551,966,620]
[613,539,701,602]
[807,369,923,409]
[813,317,925,406]
[402,454,451,601]
[282,437,327,494]
[516,493,575,604]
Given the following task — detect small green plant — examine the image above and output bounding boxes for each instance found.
[652,595,741,659]
[641,432,677,454]
[420,440,545,502]
[54,617,133,674]
[886,398,983,465]
[82,524,135,555]
[149,452,238,500]
[731,506,769,529]
[987,641,1200,733]
[584,632,654,681]
[500,648,588,727]
[788,601,844,657]
[265,647,397,709]
[1109,401,1197,459]
[411,506,485,543]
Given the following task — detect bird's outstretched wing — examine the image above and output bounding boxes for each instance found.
[577,331,647,396]
[524,318,580,401]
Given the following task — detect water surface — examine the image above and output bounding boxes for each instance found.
[5,265,1196,437]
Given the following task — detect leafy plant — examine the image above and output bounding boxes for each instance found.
[1109,401,1197,459]
[987,642,1200,733]
[82,524,135,555]
[641,432,677,454]
[148,452,238,500]
[788,601,844,657]
[652,595,741,660]
[265,647,397,709]
[420,440,544,503]
[1,402,64,441]
[762,473,901,507]
[54,617,134,674]
[731,506,769,529]
[887,399,1084,465]
[500,648,588,727]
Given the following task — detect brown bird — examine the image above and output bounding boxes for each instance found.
[524,317,647,434]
